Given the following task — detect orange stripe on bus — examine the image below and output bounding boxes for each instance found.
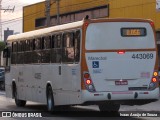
[85,49,156,53]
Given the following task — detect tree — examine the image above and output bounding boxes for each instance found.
[0,41,6,52]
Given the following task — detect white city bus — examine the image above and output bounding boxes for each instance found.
[4,18,159,112]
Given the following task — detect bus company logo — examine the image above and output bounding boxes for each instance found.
[92,61,99,68]
[2,112,11,117]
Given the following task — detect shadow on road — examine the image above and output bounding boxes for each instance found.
[5,104,155,119]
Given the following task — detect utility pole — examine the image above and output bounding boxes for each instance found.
[56,0,60,25]
[45,0,51,27]
[45,0,60,27]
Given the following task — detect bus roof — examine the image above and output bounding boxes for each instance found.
[7,18,153,42]
[7,20,84,42]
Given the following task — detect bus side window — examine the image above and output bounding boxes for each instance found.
[43,36,51,49]
[55,34,61,48]
[17,41,24,64]
[35,38,41,50]
[62,32,74,63]
[51,34,62,63]
[41,36,51,63]
[11,41,17,64]
[51,35,55,48]
[24,40,32,64]
[74,30,80,63]
[32,38,41,63]
[13,41,18,52]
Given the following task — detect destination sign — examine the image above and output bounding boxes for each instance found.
[121,28,146,37]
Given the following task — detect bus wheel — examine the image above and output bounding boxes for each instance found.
[98,103,120,112]
[47,86,55,112]
[13,84,26,107]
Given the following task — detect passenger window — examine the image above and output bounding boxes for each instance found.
[41,36,51,63]
[25,40,31,51]
[12,42,18,52]
[42,36,51,49]
[55,34,61,48]
[51,34,62,63]
[74,30,80,63]
[11,42,17,64]
[62,32,74,63]
[51,35,55,48]
[34,38,41,50]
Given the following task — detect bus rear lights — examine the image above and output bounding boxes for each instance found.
[85,23,89,27]
[117,50,125,54]
[152,77,157,83]
[83,72,96,92]
[86,79,92,85]
[150,22,154,27]
[153,72,158,77]
[84,73,90,79]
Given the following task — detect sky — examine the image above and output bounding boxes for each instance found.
[1,0,45,40]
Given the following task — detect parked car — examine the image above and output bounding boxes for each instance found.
[0,67,5,90]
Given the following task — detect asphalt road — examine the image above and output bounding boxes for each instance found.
[0,90,160,120]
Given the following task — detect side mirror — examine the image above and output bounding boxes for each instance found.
[3,47,11,72]
[3,48,10,58]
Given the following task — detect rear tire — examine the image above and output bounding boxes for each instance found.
[13,84,26,107]
[47,86,55,112]
[98,103,120,112]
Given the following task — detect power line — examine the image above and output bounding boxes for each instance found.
[2,0,103,25]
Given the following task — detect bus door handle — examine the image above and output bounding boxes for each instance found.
[59,66,61,75]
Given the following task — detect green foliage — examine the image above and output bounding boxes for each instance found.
[0,41,6,52]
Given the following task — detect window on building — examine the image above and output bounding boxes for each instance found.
[35,5,108,28]
[35,18,46,28]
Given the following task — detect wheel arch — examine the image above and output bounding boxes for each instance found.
[46,81,53,97]
[12,80,16,98]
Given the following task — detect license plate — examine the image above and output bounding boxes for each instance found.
[115,80,128,85]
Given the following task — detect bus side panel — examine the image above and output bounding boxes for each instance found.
[5,72,12,98]
[53,64,82,105]
[23,65,34,101]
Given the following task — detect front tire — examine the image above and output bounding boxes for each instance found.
[47,86,55,112]
[13,84,26,107]
[98,103,120,112]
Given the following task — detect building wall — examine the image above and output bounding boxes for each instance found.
[108,0,160,30]
[23,0,160,32]
[23,0,107,32]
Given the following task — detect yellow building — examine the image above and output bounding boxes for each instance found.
[23,0,160,39]
[23,0,108,32]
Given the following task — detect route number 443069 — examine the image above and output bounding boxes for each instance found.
[132,53,154,59]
